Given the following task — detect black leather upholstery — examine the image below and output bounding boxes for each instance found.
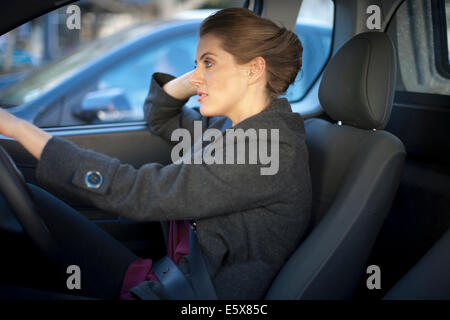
[319,32,397,130]
[265,32,406,299]
[383,228,450,300]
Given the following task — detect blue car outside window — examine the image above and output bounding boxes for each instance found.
[96,34,198,119]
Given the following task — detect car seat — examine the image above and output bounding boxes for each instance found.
[265,31,406,299]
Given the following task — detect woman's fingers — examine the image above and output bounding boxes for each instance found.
[163,71,197,100]
[182,70,198,96]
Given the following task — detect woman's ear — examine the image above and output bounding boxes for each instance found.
[248,56,266,84]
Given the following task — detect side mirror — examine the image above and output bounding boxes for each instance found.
[73,88,133,122]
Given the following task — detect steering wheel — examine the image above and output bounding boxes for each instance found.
[0,144,60,263]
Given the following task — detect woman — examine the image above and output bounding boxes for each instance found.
[0,8,311,300]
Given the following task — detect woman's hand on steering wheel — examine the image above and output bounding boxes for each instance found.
[0,107,51,160]
[0,107,22,139]
[0,107,60,262]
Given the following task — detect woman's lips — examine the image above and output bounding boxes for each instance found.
[198,92,208,102]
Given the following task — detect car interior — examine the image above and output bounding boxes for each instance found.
[0,0,449,300]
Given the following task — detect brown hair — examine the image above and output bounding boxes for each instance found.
[199,7,303,100]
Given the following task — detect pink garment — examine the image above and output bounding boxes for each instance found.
[119,220,191,300]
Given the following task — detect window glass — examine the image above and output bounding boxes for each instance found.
[389,0,450,94]
[285,0,334,102]
[0,1,241,126]
[0,0,334,127]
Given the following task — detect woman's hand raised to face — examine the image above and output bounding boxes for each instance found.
[162,70,198,101]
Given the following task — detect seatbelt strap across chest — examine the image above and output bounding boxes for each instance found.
[188,224,218,299]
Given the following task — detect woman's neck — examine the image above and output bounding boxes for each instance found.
[228,91,271,127]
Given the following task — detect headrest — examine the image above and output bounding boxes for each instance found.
[318,32,397,130]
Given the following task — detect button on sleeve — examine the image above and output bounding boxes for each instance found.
[85,171,103,189]
[70,149,120,195]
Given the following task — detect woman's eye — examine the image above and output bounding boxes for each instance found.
[204,60,212,68]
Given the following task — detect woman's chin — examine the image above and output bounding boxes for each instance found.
[199,103,219,117]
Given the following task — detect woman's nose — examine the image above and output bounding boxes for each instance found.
[189,68,204,87]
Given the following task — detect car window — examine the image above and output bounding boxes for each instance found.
[436,0,450,77]
[388,0,450,95]
[285,0,334,103]
[0,0,334,127]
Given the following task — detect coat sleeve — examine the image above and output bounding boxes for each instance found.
[35,134,292,222]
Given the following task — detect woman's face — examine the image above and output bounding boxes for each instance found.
[190,33,250,119]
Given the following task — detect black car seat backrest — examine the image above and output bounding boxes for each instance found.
[266,32,406,299]
[311,31,399,225]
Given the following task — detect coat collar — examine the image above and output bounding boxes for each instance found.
[261,97,292,114]
[228,97,293,129]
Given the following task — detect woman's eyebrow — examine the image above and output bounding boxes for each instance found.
[194,52,217,64]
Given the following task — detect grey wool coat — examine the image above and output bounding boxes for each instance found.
[35,72,312,300]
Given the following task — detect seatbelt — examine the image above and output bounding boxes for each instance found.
[130,221,218,300]
[152,256,197,299]
[188,224,218,299]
